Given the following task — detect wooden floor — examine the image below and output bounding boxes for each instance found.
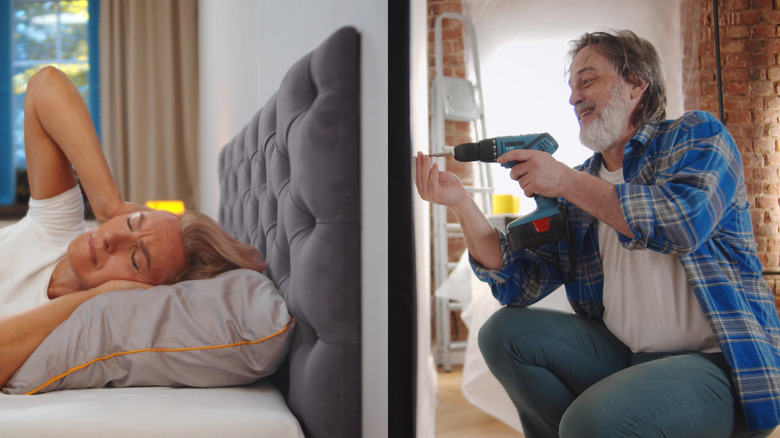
[435,365,521,437]
[434,365,780,438]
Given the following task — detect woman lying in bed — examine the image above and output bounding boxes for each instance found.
[0,66,264,388]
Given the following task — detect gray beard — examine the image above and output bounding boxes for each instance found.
[579,84,632,154]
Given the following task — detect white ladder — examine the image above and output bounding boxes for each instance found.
[431,12,493,371]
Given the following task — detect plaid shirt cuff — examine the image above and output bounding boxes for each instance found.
[469,227,515,286]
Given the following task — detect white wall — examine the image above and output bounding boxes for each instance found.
[199,0,264,218]
[198,1,388,436]
[411,0,436,436]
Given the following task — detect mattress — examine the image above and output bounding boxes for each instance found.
[0,379,303,437]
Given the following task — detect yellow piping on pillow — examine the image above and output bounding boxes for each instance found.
[24,318,296,395]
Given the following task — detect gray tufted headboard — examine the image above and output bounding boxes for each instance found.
[217,27,361,438]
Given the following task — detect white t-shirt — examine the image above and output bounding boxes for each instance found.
[0,186,87,318]
[598,165,719,353]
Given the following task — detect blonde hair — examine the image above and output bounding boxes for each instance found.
[167,210,267,283]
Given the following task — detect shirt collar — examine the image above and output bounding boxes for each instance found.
[583,121,661,176]
[625,121,660,156]
[631,121,659,145]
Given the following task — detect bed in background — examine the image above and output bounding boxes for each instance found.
[0,26,361,438]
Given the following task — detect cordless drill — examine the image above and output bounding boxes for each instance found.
[431,133,570,251]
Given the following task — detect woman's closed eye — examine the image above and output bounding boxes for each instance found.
[126,217,144,272]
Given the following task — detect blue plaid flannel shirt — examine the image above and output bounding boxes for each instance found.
[471,111,780,431]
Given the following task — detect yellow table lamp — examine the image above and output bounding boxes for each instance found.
[145,200,185,214]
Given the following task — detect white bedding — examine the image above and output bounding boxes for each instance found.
[0,380,303,438]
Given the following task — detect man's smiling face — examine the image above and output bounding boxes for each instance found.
[568,46,639,154]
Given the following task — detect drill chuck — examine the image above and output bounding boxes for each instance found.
[447,133,558,167]
[452,139,496,162]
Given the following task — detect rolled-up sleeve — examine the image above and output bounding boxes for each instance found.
[469,228,564,307]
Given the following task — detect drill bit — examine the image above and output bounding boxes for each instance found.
[428,151,453,157]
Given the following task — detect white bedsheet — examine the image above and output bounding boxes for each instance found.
[0,379,303,438]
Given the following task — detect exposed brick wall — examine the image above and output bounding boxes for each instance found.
[681,0,780,311]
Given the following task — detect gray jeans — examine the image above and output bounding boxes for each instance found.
[478,307,774,438]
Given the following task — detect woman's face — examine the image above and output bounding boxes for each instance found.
[67,210,186,289]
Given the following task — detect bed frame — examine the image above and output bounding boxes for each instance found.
[217,26,362,437]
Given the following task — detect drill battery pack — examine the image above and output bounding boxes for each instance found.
[506,207,570,251]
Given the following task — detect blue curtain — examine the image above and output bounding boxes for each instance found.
[0,0,13,205]
[88,0,100,141]
[0,0,100,205]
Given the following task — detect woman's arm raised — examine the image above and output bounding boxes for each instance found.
[23,66,143,223]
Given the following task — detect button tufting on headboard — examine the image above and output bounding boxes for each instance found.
[217,27,360,438]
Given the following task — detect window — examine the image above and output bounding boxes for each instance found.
[0,0,99,207]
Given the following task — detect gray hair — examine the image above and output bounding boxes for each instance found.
[567,30,667,127]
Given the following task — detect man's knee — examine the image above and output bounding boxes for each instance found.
[478,306,529,367]
[478,306,555,371]
[478,308,507,368]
